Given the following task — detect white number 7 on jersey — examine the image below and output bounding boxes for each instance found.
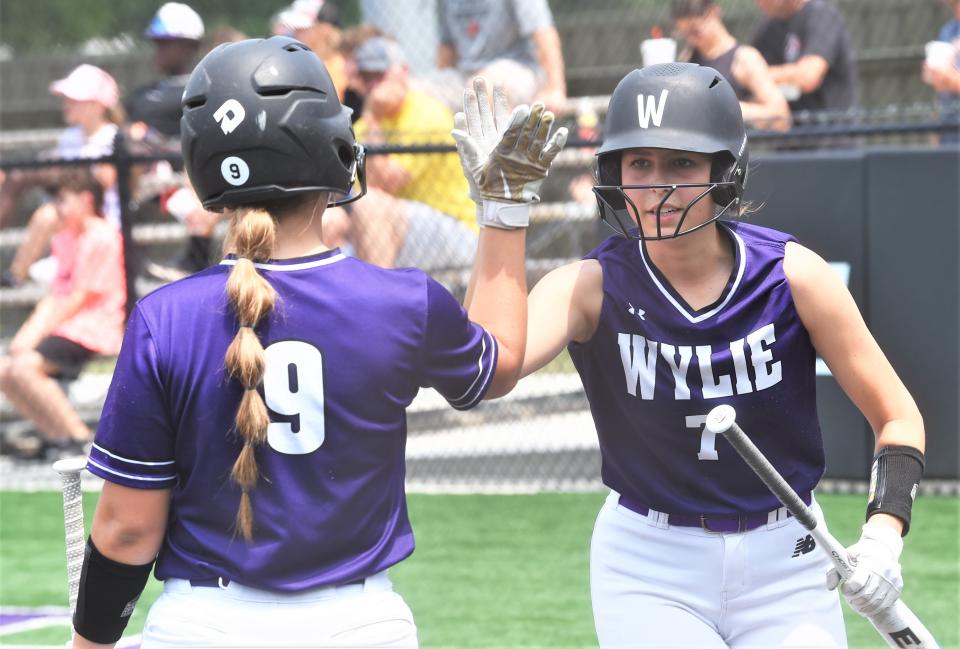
[686,414,719,461]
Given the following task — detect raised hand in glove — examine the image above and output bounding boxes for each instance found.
[826,521,904,617]
[452,77,510,208]
[452,77,567,229]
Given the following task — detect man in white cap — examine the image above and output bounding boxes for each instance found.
[129,3,224,282]
[127,2,205,139]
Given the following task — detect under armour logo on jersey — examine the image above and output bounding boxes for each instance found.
[214,99,246,134]
[636,90,669,129]
[792,534,816,557]
[627,302,646,320]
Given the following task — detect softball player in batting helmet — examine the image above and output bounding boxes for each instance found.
[510,63,926,647]
[70,37,566,648]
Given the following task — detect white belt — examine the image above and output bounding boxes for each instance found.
[164,569,392,602]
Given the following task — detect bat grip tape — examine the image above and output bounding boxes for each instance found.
[725,423,819,530]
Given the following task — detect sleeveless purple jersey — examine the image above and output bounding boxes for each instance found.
[88,249,497,591]
[568,221,824,515]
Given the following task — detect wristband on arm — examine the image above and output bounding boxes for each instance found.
[73,537,155,644]
[480,200,531,229]
[866,445,924,536]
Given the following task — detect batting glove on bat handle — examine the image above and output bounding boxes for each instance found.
[826,521,904,617]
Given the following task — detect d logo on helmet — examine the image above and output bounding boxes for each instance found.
[214,99,246,135]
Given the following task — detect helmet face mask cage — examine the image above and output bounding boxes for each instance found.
[594,180,739,241]
[328,143,367,208]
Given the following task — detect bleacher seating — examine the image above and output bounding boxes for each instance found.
[0,161,606,453]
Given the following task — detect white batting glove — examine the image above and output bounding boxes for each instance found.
[826,521,904,617]
[452,77,511,208]
[452,77,568,229]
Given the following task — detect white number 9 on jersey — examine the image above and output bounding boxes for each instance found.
[263,340,325,455]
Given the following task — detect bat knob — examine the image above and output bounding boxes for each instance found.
[52,457,88,475]
[705,405,737,435]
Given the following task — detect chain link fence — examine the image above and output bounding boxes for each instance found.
[1,0,957,488]
[0,0,953,131]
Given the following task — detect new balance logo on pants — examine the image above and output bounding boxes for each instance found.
[792,534,816,557]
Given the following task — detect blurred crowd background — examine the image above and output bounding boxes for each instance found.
[1,0,956,132]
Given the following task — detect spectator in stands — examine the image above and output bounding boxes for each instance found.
[751,0,858,117]
[127,2,223,282]
[0,65,122,287]
[427,0,567,113]
[359,0,440,76]
[327,35,478,270]
[339,23,387,122]
[271,0,349,101]
[0,168,126,459]
[673,0,790,131]
[922,0,960,143]
[202,25,249,56]
[128,2,204,140]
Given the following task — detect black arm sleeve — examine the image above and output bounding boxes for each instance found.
[866,445,925,536]
[73,537,155,644]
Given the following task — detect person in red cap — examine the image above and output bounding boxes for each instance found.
[1,64,123,287]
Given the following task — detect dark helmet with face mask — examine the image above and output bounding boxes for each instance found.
[593,63,748,240]
[181,36,365,211]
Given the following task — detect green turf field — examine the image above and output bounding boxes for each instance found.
[0,491,956,648]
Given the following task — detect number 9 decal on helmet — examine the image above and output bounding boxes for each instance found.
[593,62,749,240]
[180,36,366,211]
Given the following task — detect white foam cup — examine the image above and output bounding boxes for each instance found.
[925,40,955,69]
[641,38,677,67]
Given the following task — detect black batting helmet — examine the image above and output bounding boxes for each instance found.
[594,63,748,240]
[181,36,365,211]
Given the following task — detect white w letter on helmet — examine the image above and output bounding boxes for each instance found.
[636,90,668,129]
[214,99,246,134]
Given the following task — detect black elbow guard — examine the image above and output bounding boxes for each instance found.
[73,537,155,644]
[866,445,925,536]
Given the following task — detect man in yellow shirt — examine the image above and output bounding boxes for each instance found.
[330,36,478,270]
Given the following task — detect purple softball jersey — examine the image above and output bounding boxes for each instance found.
[568,221,824,515]
[87,249,497,591]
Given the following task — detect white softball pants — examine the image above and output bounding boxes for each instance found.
[591,491,847,649]
[141,570,417,648]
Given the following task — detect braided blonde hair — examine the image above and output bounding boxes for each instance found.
[224,206,278,541]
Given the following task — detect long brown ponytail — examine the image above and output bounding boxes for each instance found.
[224,206,278,540]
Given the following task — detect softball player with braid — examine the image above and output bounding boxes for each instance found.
[472,63,924,648]
[70,37,566,648]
